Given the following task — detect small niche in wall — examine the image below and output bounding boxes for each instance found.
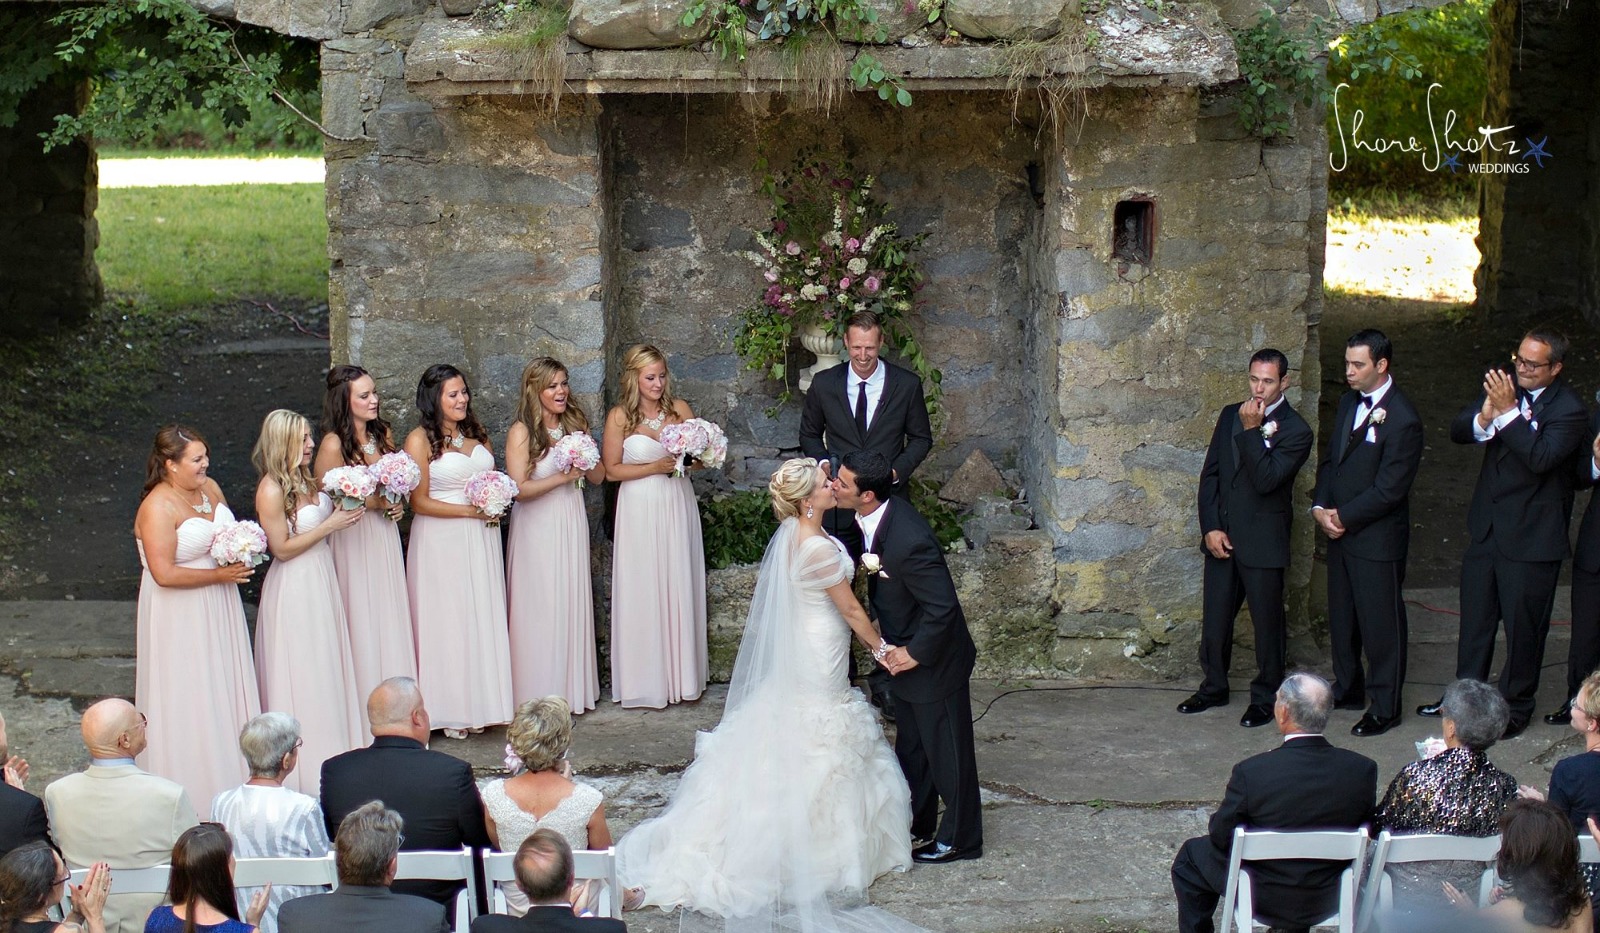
[1112,199,1154,265]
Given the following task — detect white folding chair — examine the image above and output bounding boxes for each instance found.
[61,864,171,914]
[395,848,477,933]
[1219,826,1370,933]
[231,853,338,888]
[1356,831,1500,932]
[479,847,621,919]
[1580,832,1600,866]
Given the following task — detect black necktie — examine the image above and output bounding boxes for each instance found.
[855,380,869,437]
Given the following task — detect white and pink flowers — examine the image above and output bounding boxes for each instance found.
[465,470,518,526]
[369,452,422,517]
[1369,407,1387,425]
[550,433,601,489]
[210,520,269,568]
[659,419,728,476]
[323,466,377,510]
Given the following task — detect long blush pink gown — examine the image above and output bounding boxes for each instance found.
[507,448,599,712]
[135,502,262,818]
[609,433,707,709]
[407,445,514,730]
[254,492,365,797]
[329,508,417,706]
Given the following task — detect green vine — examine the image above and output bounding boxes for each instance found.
[1230,9,1329,139]
[680,0,912,106]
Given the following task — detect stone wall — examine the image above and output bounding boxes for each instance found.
[0,72,101,333]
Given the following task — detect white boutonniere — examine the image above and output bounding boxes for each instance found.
[1260,421,1278,439]
[861,554,887,578]
[1369,408,1387,425]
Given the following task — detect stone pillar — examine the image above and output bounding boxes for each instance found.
[1475,0,1600,321]
[0,76,101,332]
[1033,86,1324,679]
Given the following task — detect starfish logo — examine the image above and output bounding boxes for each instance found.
[1523,136,1552,168]
[1442,154,1461,173]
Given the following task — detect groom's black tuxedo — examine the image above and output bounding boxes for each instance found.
[865,498,981,852]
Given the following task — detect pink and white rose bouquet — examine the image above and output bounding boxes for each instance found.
[465,470,518,526]
[323,466,377,510]
[210,520,269,568]
[369,452,422,517]
[550,433,601,489]
[659,419,727,476]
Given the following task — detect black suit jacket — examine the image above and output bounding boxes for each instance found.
[278,885,451,933]
[0,782,49,857]
[799,360,932,492]
[1573,410,1600,575]
[472,905,628,933]
[1449,378,1588,562]
[1207,735,1377,927]
[320,736,491,905]
[1311,384,1424,562]
[866,499,976,704]
[1197,399,1313,569]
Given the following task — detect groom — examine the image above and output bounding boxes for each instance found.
[835,449,982,864]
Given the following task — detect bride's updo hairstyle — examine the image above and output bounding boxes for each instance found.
[506,695,573,773]
[768,457,820,521]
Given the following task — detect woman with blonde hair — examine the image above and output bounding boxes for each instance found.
[602,345,706,709]
[617,457,911,925]
[252,409,364,795]
[506,358,607,713]
[133,424,261,814]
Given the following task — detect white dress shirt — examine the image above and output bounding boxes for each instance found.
[1473,384,1543,441]
[856,500,889,552]
[846,360,887,433]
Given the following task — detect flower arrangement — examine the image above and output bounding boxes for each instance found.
[210,521,269,568]
[550,433,601,489]
[323,466,377,511]
[659,419,728,477]
[465,470,518,527]
[735,150,941,412]
[369,452,422,518]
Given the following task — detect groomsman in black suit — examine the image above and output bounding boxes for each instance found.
[1418,328,1588,737]
[1556,422,1600,725]
[835,449,981,864]
[1312,329,1424,737]
[1178,349,1314,728]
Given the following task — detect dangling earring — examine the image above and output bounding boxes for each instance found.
[806,505,814,519]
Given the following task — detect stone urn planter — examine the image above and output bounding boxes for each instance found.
[797,321,847,392]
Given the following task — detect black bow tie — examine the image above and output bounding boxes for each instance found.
[1362,394,1376,406]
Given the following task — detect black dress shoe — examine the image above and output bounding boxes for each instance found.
[912,843,982,864]
[1352,714,1401,737]
[1417,698,1445,717]
[1239,705,1273,728]
[1177,693,1228,714]
[1545,706,1573,726]
[1502,717,1530,739]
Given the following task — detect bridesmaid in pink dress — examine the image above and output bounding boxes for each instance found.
[603,345,708,709]
[133,425,263,816]
[252,410,366,797]
[506,358,607,713]
[315,365,418,705]
[405,363,515,739]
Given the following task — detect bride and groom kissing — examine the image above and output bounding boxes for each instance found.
[614,448,982,926]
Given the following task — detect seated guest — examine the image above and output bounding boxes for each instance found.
[1375,678,1518,910]
[45,699,197,933]
[1448,799,1592,933]
[483,698,636,915]
[0,840,110,933]
[144,823,269,933]
[0,711,49,858]
[212,713,334,933]
[472,830,626,933]
[276,802,450,933]
[1540,669,1600,917]
[1171,672,1377,933]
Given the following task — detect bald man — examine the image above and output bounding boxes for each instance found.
[45,698,198,933]
[320,677,489,907]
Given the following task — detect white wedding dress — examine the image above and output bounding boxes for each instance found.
[616,518,916,933]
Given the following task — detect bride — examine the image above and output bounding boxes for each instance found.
[616,457,913,926]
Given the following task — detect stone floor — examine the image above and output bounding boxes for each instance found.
[1,589,1585,932]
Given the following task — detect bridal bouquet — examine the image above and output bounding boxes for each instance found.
[550,433,601,489]
[659,419,728,476]
[323,466,377,510]
[210,520,269,568]
[369,452,422,517]
[465,470,518,527]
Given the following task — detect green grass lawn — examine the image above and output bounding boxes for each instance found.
[96,183,328,309]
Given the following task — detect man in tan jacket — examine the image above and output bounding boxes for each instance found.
[45,698,198,933]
